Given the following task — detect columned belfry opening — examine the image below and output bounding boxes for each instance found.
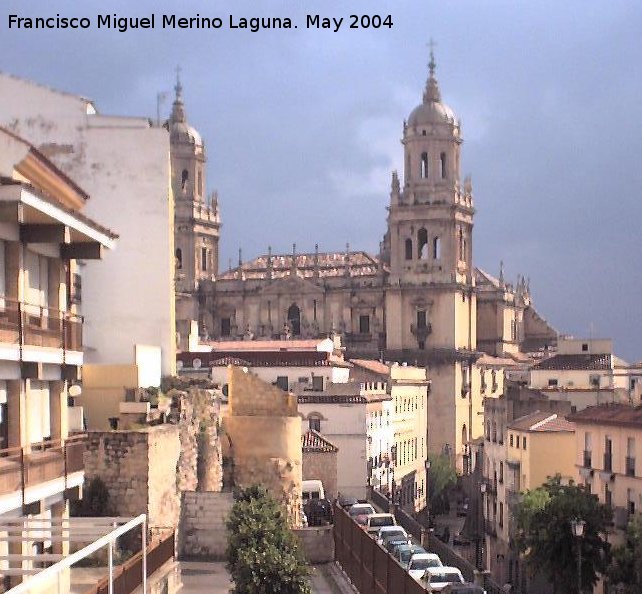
[287,303,301,336]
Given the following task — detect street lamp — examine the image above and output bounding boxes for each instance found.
[571,518,586,593]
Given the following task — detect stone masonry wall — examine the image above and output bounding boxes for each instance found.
[178,491,233,560]
[302,450,338,501]
[84,426,182,529]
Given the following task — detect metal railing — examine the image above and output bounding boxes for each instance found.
[84,531,175,594]
[333,503,426,594]
[0,297,82,351]
[0,434,86,503]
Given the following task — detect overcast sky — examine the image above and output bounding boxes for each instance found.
[2,0,641,361]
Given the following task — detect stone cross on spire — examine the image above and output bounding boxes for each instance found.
[423,39,441,103]
[170,65,186,123]
[175,65,183,100]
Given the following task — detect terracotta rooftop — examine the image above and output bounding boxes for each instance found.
[206,339,329,352]
[533,353,612,371]
[567,404,642,429]
[302,430,338,453]
[218,250,383,281]
[350,358,390,377]
[508,411,575,433]
[477,354,519,367]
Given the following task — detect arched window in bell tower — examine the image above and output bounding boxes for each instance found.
[420,153,429,179]
[440,152,447,179]
[417,228,428,259]
[175,248,182,269]
[458,228,465,261]
[181,169,189,189]
[433,237,441,259]
[405,238,413,260]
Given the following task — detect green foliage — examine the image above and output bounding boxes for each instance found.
[226,485,311,594]
[607,515,642,592]
[514,475,612,593]
[71,477,111,517]
[427,453,457,513]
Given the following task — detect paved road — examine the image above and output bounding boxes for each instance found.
[178,561,356,594]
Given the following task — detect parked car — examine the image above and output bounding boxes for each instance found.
[420,566,465,592]
[456,498,469,517]
[452,532,471,546]
[441,584,486,594]
[385,537,412,554]
[376,526,410,547]
[407,553,443,580]
[348,503,375,518]
[337,495,358,509]
[303,498,333,526]
[393,544,427,569]
[365,513,396,535]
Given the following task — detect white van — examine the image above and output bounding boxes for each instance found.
[302,480,325,502]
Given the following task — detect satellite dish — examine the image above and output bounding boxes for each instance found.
[193,358,202,369]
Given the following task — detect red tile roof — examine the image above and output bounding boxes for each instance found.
[567,404,642,429]
[302,430,338,453]
[508,411,575,433]
[533,353,611,371]
[206,339,328,352]
[350,359,390,377]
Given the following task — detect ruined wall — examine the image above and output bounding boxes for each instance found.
[224,366,303,526]
[84,426,181,528]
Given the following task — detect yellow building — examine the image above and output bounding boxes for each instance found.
[568,403,642,541]
[483,407,574,590]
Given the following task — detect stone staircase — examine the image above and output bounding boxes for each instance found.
[178,491,234,560]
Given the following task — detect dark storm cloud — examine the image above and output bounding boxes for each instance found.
[1,0,640,360]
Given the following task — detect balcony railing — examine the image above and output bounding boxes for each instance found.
[626,456,636,477]
[583,450,592,468]
[0,297,82,351]
[0,434,86,503]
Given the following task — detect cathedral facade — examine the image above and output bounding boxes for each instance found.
[171,55,556,469]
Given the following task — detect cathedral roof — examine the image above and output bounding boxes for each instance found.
[474,268,502,289]
[218,250,383,281]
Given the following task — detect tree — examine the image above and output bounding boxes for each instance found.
[226,485,311,594]
[427,453,457,514]
[607,515,642,593]
[514,475,612,593]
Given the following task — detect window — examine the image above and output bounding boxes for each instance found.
[201,247,208,271]
[175,248,182,270]
[440,152,447,178]
[287,303,301,336]
[418,228,428,259]
[582,343,589,352]
[523,437,527,450]
[627,489,636,515]
[548,379,558,387]
[420,152,429,178]
[499,502,504,528]
[499,462,504,483]
[308,416,321,432]
[604,436,613,472]
[313,299,317,321]
[510,434,514,447]
[416,310,427,329]
[405,238,413,260]
[70,272,82,304]
[627,437,636,476]
[433,237,441,259]
[181,169,188,189]
[276,376,289,391]
[584,432,592,467]
[359,314,370,334]
[221,317,231,337]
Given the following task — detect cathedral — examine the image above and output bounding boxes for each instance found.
[169,53,556,469]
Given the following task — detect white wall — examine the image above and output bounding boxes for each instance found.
[0,73,175,378]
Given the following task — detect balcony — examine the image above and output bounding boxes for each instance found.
[583,450,592,468]
[626,456,636,477]
[410,323,432,340]
[0,435,86,504]
[0,298,82,352]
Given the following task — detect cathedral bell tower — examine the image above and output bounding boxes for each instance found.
[384,49,478,470]
[168,71,221,348]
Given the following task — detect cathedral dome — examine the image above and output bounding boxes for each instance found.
[407,51,457,128]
